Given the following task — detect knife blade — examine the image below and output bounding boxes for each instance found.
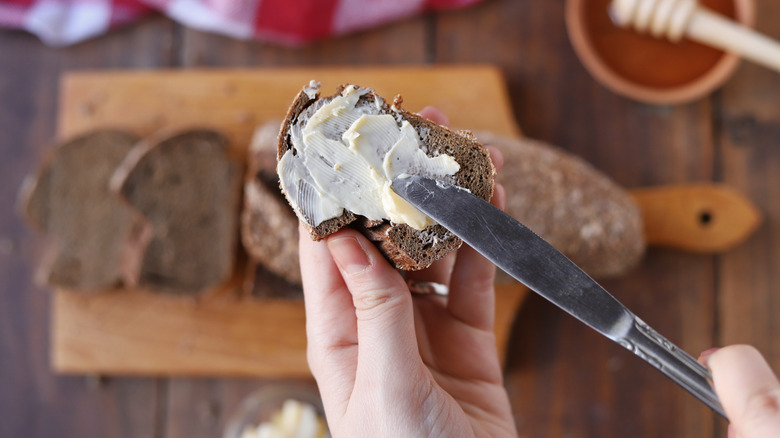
[392,175,727,419]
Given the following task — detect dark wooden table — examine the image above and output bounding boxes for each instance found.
[2,1,779,437]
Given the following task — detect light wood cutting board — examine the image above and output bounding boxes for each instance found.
[52,66,527,377]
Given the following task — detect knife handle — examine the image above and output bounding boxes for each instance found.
[618,317,728,419]
[629,183,762,253]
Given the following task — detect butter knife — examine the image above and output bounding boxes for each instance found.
[392,175,727,419]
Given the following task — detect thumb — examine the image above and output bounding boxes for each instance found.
[708,345,780,438]
[325,229,422,381]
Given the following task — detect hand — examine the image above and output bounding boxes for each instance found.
[299,107,517,437]
[700,345,780,438]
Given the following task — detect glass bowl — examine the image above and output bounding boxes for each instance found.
[223,382,329,438]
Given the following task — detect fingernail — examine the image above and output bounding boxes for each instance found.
[327,236,370,275]
[699,347,721,367]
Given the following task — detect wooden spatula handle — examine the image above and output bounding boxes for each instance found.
[629,183,762,253]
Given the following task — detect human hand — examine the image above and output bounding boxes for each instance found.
[299,106,517,437]
[700,345,780,438]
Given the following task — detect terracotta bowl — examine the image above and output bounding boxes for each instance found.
[565,0,755,105]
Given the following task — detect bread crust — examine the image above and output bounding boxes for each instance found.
[278,84,495,271]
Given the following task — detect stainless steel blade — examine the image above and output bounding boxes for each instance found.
[392,175,727,419]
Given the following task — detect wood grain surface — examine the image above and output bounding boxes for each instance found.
[2,1,779,437]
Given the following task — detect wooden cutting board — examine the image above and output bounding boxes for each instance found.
[52,66,527,377]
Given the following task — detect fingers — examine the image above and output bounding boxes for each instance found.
[418,106,450,127]
[299,223,358,350]
[707,345,780,438]
[404,251,457,289]
[406,110,505,320]
[298,223,357,414]
[446,246,496,331]
[698,347,720,365]
[485,144,504,173]
[325,229,423,383]
[445,183,506,331]
[492,182,507,211]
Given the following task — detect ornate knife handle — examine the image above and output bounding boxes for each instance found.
[618,318,728,419]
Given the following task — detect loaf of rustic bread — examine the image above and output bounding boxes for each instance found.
[478,132,645,278]
[110,129,242,294]
[20,129,143,291]
[276,83,495,271]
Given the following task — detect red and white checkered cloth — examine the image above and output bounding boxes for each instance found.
[0,0,486,46]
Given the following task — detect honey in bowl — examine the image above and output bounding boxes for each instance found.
[585,0,735,88]
[566,0,752,104]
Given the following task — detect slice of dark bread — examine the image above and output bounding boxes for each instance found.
[278,83,495,271]
[20,129,142,291]
[477,132,645,279]
[110,129,241,294]
[241,122,302,286]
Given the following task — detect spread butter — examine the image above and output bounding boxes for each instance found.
[278,84,460,230]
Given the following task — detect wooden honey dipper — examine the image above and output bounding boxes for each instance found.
[610,0,780,73]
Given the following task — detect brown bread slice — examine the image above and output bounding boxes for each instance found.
[278,83,495,271]
[241,122,303,287]
[20,129,142,291]
[477,132,645,279]
[111,129,241,294]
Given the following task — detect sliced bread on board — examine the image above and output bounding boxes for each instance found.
[20,129,142,291]
[242,122,302,287]
[111,129,242,294]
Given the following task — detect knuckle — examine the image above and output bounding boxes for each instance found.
[469,274,495,294]
[353,285,406,317]
[454,267,495,294]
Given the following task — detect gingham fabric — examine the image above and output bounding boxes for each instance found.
[0,0,486,46]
